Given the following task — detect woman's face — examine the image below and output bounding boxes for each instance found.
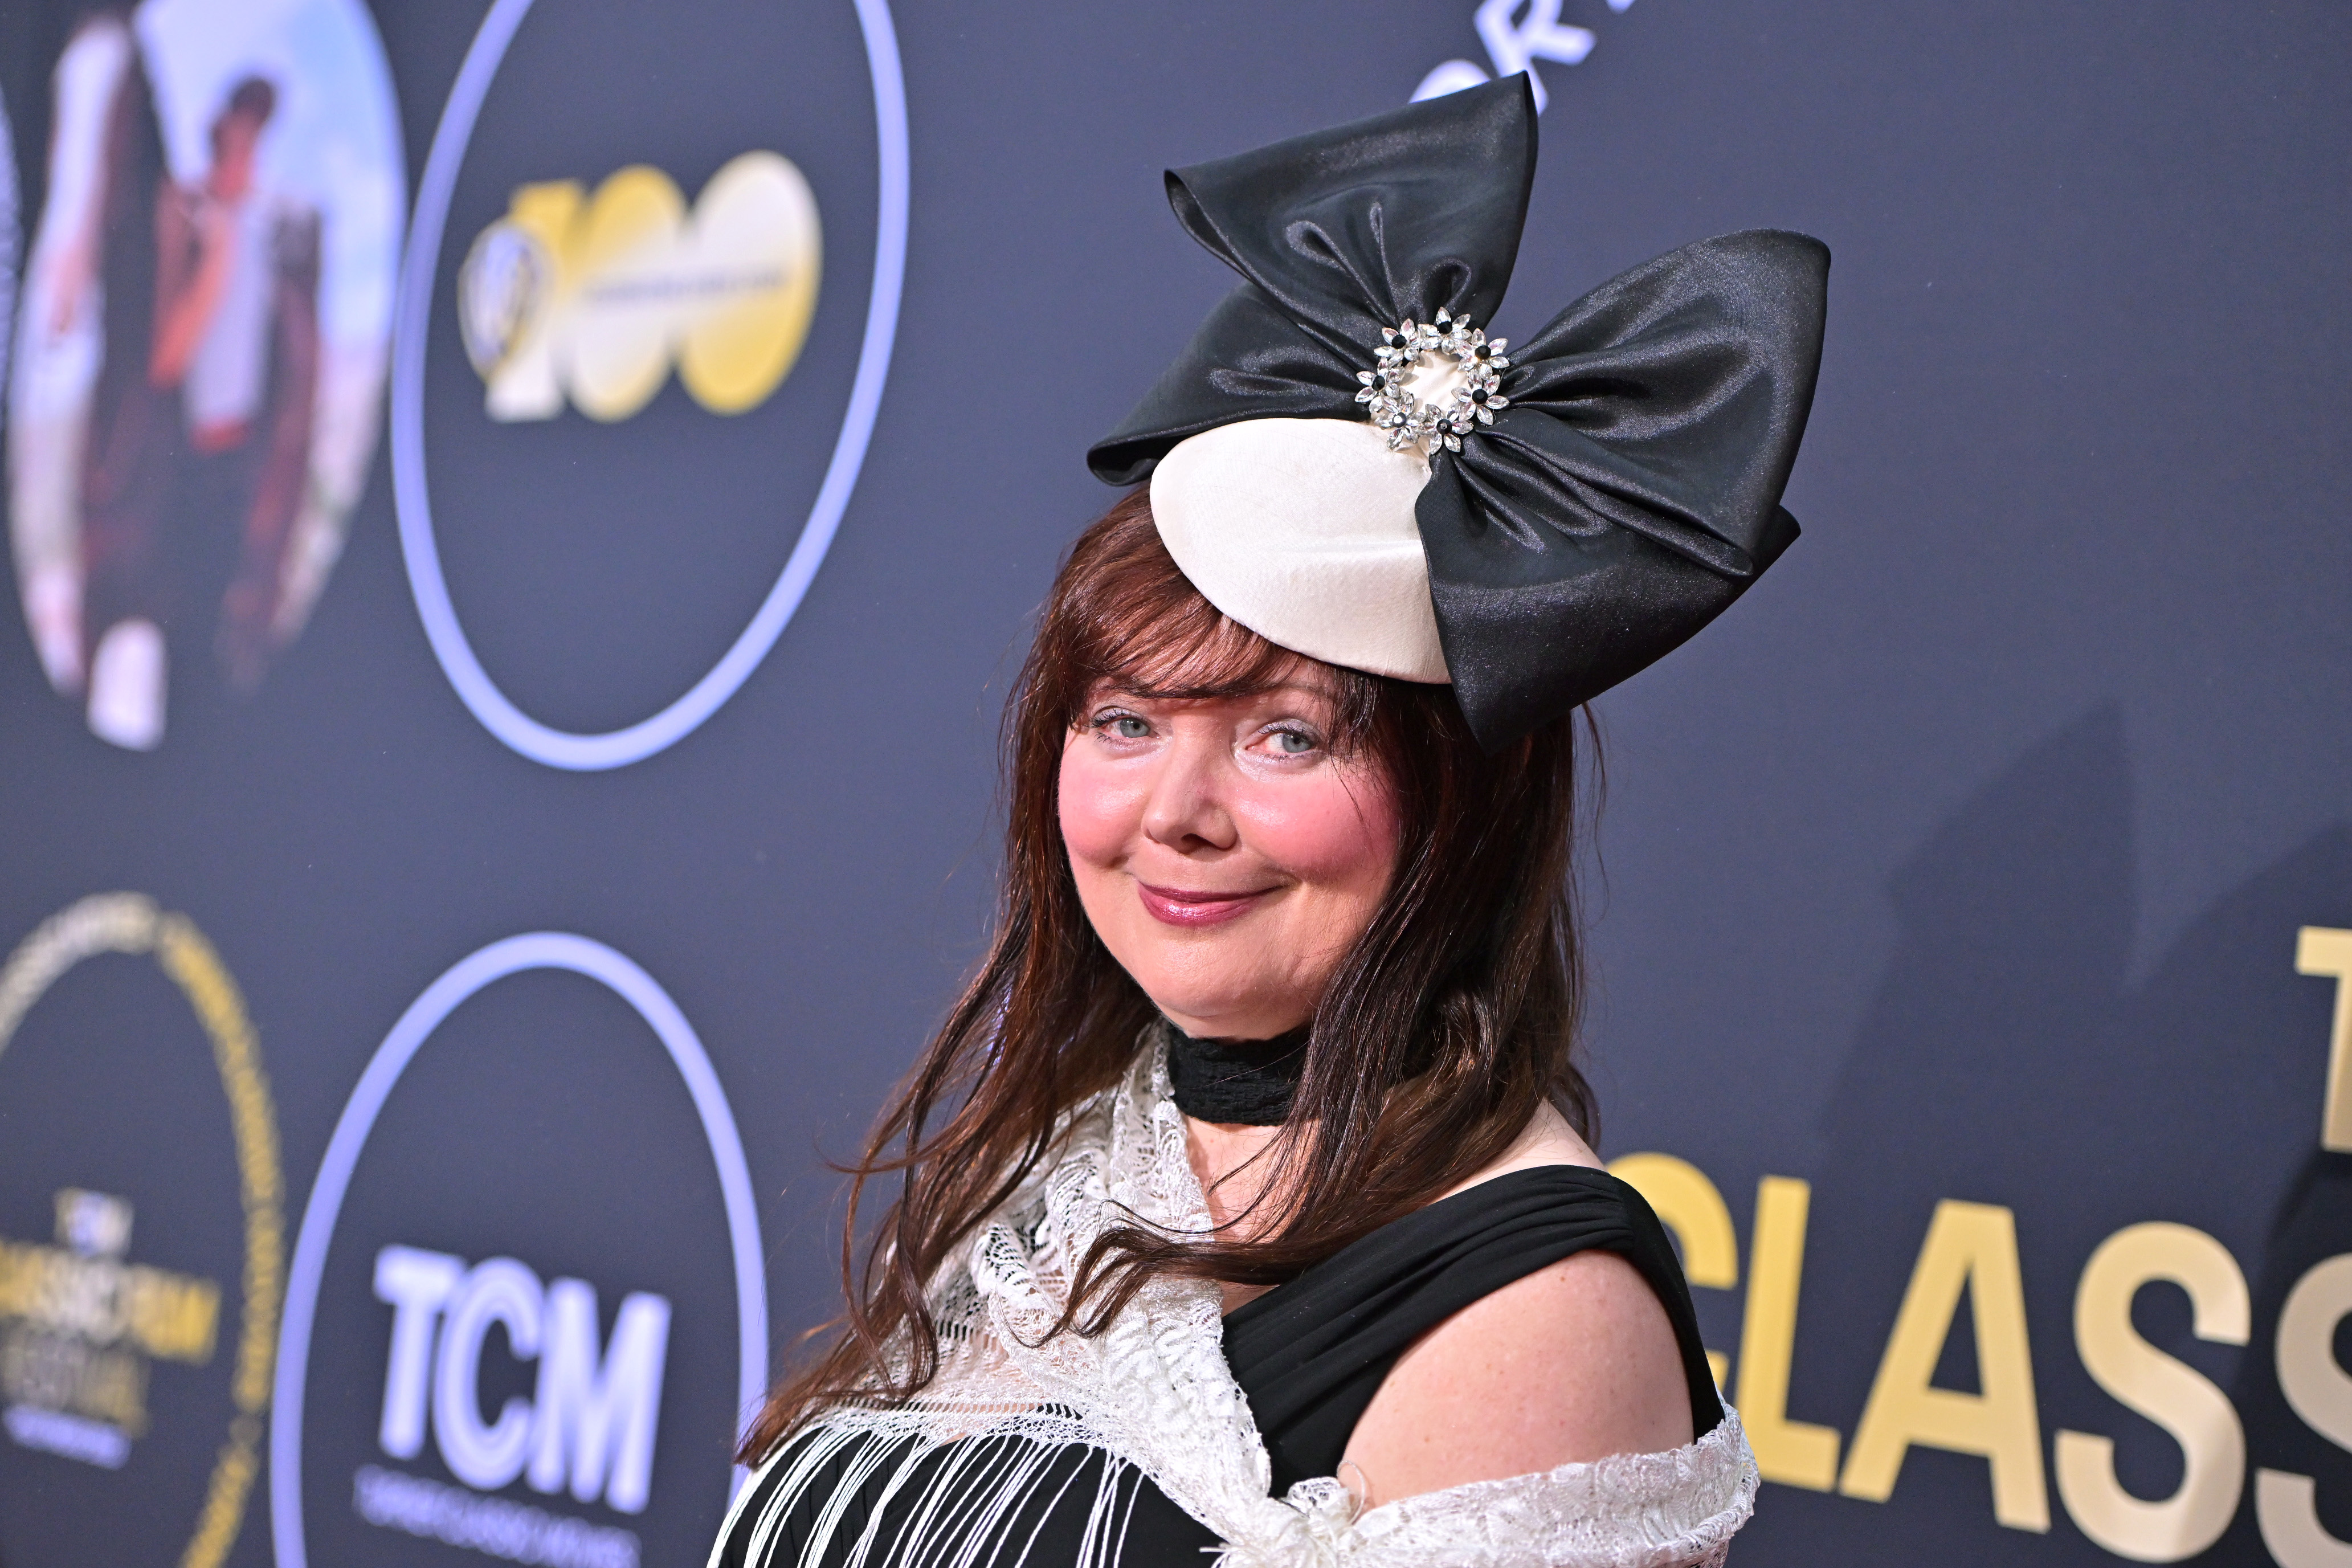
[1059,666,1403,1039]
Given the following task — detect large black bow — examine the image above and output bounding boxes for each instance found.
[1088,76,1830,750]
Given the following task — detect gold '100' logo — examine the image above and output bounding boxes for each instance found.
[459,151,821,423]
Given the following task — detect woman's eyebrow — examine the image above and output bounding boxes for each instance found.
[1095,683,1332,709]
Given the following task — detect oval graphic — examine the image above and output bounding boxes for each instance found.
[271,932,766,1568]
[0,76,17,426]
[5,0,404,750]
[393,0,909,770]
[0,893,284,1568]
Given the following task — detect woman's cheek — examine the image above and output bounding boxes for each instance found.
[1239,774,1399,891]
[1056,746,1133,872]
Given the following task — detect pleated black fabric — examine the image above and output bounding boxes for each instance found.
[718,1164,1718,1568]
[1222,1165,1722,1494]
[1086,76,1828,751]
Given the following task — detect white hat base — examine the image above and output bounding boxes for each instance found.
[1148,418,1451,684]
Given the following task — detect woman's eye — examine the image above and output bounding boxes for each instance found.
[1269,729,1316,756]
[1112,716,1151,740]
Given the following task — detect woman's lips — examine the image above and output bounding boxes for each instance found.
[1135,882,1271,929]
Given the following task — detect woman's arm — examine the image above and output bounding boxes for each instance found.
[1337,1244,1696,1508]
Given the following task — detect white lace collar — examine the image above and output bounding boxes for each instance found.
[717,1044,1759,1568]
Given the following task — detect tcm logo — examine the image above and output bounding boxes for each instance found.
[458,152,820,423]
[371,1246,671,1514]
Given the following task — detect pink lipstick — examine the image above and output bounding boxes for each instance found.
[1136,883,1269,928]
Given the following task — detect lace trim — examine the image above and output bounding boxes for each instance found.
[713,1041,1758,1568]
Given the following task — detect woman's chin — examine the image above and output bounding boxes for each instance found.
[1137,979,1309,1041]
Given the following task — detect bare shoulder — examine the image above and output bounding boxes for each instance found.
[1342,1112,1694,1508]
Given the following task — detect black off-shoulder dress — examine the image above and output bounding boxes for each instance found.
[713,1166,1718,1568]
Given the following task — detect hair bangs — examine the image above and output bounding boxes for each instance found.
[1052,489,1378,742]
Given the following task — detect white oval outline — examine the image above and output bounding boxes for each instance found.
[393,0,909,770]
[270,932,770,1568]
[0,77,19,431]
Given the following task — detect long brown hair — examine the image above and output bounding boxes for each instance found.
[740,489,1600,1462]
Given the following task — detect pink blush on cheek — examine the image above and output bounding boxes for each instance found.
[1055,713,1404,1035]
[1056,739,1138,871]
[1229,771,1400,890]
[1055,720,1402,910]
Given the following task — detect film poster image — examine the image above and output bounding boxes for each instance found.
[6,0,402,750]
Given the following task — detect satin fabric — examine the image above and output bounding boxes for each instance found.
[1088,76,1828,750]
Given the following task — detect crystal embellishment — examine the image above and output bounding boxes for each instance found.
[1353,308,1510,456]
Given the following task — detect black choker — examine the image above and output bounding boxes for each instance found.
[1163,1019,1310,1125]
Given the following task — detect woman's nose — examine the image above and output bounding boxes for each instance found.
[1141,734,1238,855]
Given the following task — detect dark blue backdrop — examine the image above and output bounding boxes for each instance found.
[0,2,2346,1565]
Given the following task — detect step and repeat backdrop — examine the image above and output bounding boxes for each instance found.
[0,2,2343,1566]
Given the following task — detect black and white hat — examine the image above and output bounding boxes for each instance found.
[1089,77,1830,750]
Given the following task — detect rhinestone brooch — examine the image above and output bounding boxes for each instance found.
[1354,308,1511,455]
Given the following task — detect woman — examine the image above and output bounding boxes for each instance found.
[715,77,1826,1568]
